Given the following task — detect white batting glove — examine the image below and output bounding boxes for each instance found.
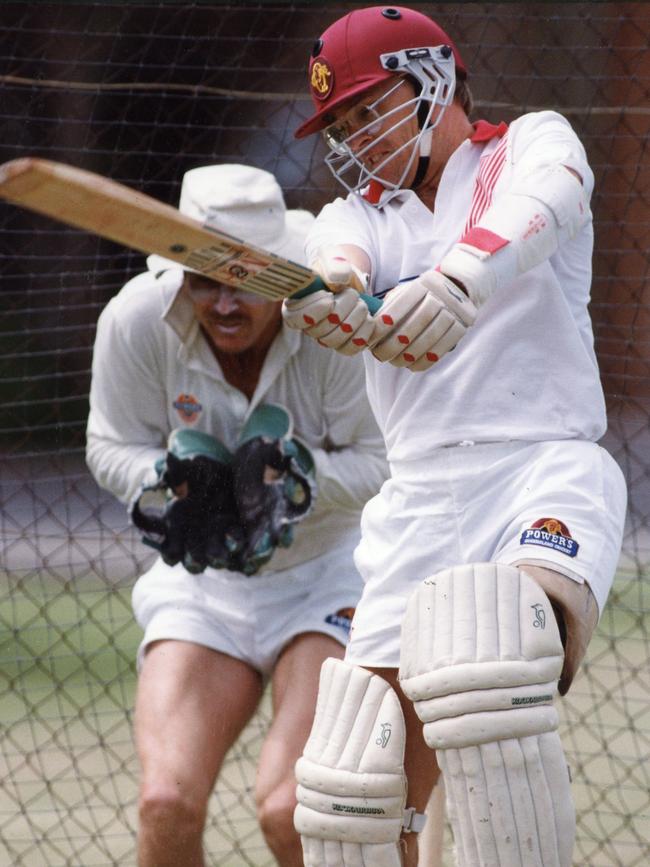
[282,287,375,354]
[282,253,374,355]
[370,270,477,371]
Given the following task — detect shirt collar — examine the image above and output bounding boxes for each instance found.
[161,269,197,343]
[470,119,508,142]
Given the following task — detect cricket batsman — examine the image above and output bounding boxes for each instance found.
[282,6,628,866]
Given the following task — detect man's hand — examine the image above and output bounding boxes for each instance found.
[370,270,477,371]
[232,404,315,574]
[282,286,374,354]
[130,429,243,573]
[282,252,374,355]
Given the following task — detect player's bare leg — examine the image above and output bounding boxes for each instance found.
[256,631,345,866]
[417,779,447,867]
[369,666,442,867]
[135,640,263,867]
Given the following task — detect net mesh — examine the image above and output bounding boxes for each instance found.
[0,3,648,865]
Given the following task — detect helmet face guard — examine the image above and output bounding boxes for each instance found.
[321,45,456,201]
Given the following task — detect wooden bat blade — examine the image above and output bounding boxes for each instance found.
[0,158,317,301]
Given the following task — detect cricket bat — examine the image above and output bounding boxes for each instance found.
[0,157,380,311]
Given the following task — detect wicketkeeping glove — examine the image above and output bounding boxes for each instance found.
[282,253,374,355]
[370,270,477,371]
[232,404,316,575]
[130,429,244,573]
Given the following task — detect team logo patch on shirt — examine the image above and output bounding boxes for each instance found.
[173,393,202,424]
[520,517,579,558]
[325,607,355,634]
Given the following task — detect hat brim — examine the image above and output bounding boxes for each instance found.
[147,208,315,277]
[146,254,188,276]
[294,75,389,139]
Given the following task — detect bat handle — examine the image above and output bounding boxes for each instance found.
[291,275,383,314]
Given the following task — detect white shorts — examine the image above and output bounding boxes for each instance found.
[132,543,362,676]
[347,439,627,668]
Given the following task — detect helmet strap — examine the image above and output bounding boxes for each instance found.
[410,155,429,190]
[409,122,433,190]
[406,74,434,190]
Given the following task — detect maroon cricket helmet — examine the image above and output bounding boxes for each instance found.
[295,5,467,139]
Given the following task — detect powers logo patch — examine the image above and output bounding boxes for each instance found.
[520,517,579,558]
[173,393,202,424]
[325,607,355,634]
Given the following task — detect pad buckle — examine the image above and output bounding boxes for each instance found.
[402,806,427,834]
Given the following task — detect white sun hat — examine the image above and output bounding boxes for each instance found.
[147,163,315,275]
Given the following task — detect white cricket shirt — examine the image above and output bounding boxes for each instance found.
[306,111,607,466]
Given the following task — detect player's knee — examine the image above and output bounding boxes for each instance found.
[256,780,300,855]
[138,779,207,841]
[400,562,565,748]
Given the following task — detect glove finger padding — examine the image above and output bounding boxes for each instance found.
[282,289,340,332]
[283,288,373,355]
[404,319,467,373]
[302,288,362,341]
[315,295,376,352]
[370,271,477,370]
[130,429,243,573]
[233,404,316,574]
[371,291,450,363]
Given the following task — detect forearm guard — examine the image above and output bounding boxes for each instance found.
[440,164,591,306]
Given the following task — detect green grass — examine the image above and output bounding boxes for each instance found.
[1,583,141,725]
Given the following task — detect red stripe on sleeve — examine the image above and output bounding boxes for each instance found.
[459,226,510,253]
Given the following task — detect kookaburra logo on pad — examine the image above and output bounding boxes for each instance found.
[531,603,546,629]
[376,722,392,748]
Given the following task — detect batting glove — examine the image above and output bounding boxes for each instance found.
[282,253,374,355]
[370,270,477,371]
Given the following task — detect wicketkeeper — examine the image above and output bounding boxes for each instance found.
[282,6,628,866]
[86,163,388,867]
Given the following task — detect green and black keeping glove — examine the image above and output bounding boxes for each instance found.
[232,404,316,575]
[130,429,244,573]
